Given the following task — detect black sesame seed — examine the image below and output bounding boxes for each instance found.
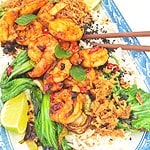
[129,137,132,140]
[1,41,27,54]
[3,48,9,54]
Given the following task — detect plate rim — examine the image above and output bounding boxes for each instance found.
[0,0,150,150]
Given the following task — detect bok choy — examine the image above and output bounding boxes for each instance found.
[35,93,59,150]
[118,84,150,131]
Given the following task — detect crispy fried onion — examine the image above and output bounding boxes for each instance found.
[87,77,131,137]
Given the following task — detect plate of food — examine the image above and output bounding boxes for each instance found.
[0,0,150,150]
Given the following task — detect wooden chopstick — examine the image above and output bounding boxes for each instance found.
[82,31,150,40]
[81,31,150,51]
[92,43,150,52]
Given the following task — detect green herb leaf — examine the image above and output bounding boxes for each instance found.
[70,65,86,81]
[55,44,72,58]
[0,7,5,18]
[15,14,37,25]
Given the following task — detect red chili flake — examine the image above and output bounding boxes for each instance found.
[106,63,119,72]
[80,87,87,93]
[69,43,80,53]
[50,93,55,101]
[107,63,114,69]
[88,46,99,54]
[42,28,49,34]
[43,84,49,92]
[72,45,80,52]
[113,65,119,72]
[7,65,13,76]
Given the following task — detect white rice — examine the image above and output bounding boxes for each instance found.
[66,6,148,150]
[65,129,133,150]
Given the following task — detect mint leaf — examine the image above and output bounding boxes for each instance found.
[15,14,37,25]
[55,44,72,58]
[70,66,86,81]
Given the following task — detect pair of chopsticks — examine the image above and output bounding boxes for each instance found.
[81,31,150,52]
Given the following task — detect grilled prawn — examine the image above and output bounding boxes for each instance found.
[79,47,109,67]
[37,2,66,27]
[50,89,85,124]
[48,18,84,41]
[15,20,43,45]
[0,8,19,42]
[43,59,72,91]
[28,34,58,78]
[19,0,47,15]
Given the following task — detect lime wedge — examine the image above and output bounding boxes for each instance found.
[0,93,29,134]
[26,140,38,150]
[83,0,102,10]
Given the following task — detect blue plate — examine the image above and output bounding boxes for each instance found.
[103,1,150,150]
[0,0,150,149]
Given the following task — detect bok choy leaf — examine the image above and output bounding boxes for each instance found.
[118,84,150,131]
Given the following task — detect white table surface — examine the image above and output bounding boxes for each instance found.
[113,0,150,46]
